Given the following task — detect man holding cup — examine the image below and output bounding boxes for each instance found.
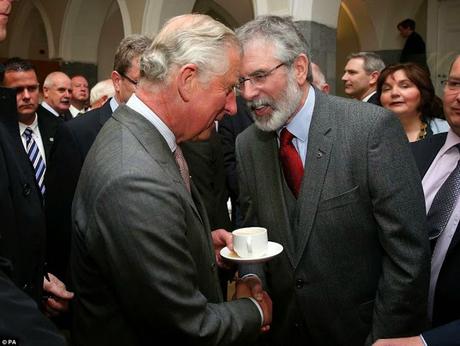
[235,16,430,345]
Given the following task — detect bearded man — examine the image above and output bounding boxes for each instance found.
[234,15,430,346]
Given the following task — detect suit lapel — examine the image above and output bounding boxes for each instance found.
[37,111,59,161]
[112,106,205,226]
[294,92,334,268]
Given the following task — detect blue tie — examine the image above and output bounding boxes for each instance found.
[23,127,46,196]
[426,145,460,240]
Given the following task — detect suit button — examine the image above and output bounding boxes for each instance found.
[295,279,304,289]
[211,263,216,272]
[23,183,31,196]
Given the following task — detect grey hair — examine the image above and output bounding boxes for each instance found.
[236,15,313,83]
[346,52,385,74]
[113,34,152,74]
[140,14,241,83]
[90,79,115,105]
[43,71,70,89]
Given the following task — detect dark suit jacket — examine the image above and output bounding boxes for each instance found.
[411,133,460,342]
[36,104,62,162]
[218,96,253,228]
[0,87,46,303]
[237,90,430,345]
[70,105,261,345]
[400,31,427,68]
[45,100,113,281]
[366,92,380,105]
[423,319,460,346]
[0,260,65,346]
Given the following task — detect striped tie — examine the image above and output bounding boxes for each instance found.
[23,127,46,196]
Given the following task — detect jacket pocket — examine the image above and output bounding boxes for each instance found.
[318,185,360,211]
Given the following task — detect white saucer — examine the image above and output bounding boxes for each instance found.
[220,241,283,264]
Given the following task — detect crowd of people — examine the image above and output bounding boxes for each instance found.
[0,0,459,344]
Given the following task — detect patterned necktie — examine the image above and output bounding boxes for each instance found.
[279,128,304,198]
[174,145,191,193]
[426,144,460,240]
[23,127,46,196]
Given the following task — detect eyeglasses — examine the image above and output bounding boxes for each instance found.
[15,84,40,94]
[237,62,286,92]
[119,71,138,86]
[442,79,460,92]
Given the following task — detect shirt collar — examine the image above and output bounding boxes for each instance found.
[277,86,315,143]
[109,97,119,113]
[18,113,39,136]
[362,90,376,102]
[439,129,460,157]
[41,101,59,117]
[126,94,177,152]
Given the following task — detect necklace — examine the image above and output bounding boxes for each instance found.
[418,122,428,140]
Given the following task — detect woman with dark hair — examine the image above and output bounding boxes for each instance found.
[377,62,448,142]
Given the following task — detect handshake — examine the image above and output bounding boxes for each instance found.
[234,275,273,333]
[212,228,273,333]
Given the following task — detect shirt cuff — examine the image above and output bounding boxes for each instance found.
[420,334,428,346]
[247,297,264,327]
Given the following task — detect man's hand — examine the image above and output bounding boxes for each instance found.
[43,273,74,317]
[235,275,263,301]
[373,336,424,346]
[235,275,271,332]
[211,228,233,268]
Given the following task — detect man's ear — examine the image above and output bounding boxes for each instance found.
[369,71,380,86]
[292,54,308,84]
[111,71,122,93]
[42,86,49,98]
[177,64,198,102]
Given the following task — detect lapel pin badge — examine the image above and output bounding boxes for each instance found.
[316,150,324,158]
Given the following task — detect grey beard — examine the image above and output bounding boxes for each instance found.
[248,73,302,132]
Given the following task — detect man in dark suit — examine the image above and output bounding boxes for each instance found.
[342,51,385,105]
[0,1,68,343]
[0,58,73,313]
[70,14,272,345]
[1,58,62,174]
[398,18,427,70]
[40,71,73,121]
[45,34,152,282]
[235,16,430,345]
[373,55,460,346]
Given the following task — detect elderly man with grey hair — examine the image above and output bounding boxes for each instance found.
[89,78,115,109]
[235,15,429,346]
[70,14,272,346]
[342,51,385,104]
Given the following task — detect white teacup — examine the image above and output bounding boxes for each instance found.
[232,227,268,258]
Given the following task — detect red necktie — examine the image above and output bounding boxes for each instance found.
[279,128,304,198]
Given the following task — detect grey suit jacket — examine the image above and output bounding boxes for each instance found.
[236,90,430,346]
[71,105,261,345]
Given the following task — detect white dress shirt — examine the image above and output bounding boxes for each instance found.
[18,113,47,165]
[41,101,60,117]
